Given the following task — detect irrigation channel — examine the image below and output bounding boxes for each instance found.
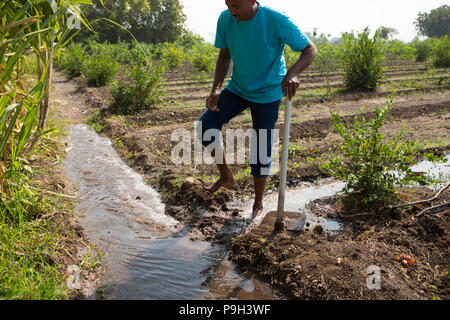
[64,123,450,300]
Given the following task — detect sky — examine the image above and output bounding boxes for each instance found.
[180,0,449,43]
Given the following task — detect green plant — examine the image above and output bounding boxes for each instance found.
[57,43,86,78]
[81,53,119,87]
[320,95,422,208]
[313,37,340,94]
[411,38,434,62]
[387,40,417,60]
[110,61,166,115]
[189,42,218,73]
[0,0,92,181]
[338,28,386,91]
[431,35,450,67]
[284,45,300,69]
[1,160,40,224]
[156,42,186,69]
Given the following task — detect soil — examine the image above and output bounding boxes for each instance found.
[48,56,450,300]
[230,186,449,300]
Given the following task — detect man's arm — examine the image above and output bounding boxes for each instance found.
[282,42,318,100]
[206,48,232,112]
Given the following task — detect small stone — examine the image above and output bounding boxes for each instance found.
[392,208,402,220]
[313,225,324,235]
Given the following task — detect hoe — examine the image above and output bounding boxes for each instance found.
[259,98,306,232]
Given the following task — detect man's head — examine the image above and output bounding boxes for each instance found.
[225,0,258,21]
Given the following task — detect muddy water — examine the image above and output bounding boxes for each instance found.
[64,124,272,299]
[64,124,449,300]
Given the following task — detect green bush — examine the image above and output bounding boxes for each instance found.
[189,42,218,73]
[57,43,86,78]
[411,38,434,62]
[110,61,166,115]
[386,40,417,60]
[81,53,119,87]
[103,40,132,63]
[320,95,421,208]
[156,42,187,69]
[312,38,340,73]
[1,160,40,224]
[431,35,450,67]
[339,28,385,91]
[284,46,300,69]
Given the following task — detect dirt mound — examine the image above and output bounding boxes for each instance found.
[229,187,449,300]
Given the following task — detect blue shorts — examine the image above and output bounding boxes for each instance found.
[197,89,281,178]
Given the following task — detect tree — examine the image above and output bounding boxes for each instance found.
[376,26,398,40]
[415,5,450,38]
[79,0,186,44]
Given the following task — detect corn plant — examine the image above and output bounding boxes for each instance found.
[0,0,92,191]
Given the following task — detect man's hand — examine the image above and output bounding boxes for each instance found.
[206,91,221,112]
[281,71,301,100]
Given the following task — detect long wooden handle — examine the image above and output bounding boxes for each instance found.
[275,99,292,230]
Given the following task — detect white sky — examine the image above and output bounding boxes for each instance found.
[180,0,449,43]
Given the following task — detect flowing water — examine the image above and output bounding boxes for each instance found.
[64,124,449,300]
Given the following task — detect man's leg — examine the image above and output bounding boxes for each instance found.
[197,89,247,193]
[249,99,281,215]
[253,176,267,215]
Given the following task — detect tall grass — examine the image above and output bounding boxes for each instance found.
[0,0,92,300]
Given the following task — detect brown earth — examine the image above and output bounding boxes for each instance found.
[230,187,449,300]
[49,58,450,300]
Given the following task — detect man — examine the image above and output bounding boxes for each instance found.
[197,0,317,216]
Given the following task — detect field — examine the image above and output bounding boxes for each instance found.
[49,51,450,299]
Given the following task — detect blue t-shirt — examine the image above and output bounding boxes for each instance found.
[214,4,310,103]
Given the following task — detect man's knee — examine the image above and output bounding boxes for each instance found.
[196,116,222,148]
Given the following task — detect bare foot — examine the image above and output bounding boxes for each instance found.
[252,203,263,218]
[205,176,236,193]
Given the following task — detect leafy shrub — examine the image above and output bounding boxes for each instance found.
[1,160,41,224]
[103,40,132,63]
[320,95,421,208]
[431,35,450,67]
[57,43,86,78]
[189,42,218,73]
[81,53,119,87]
[156,42,187,69]
[284,46,300,69]
[386,40,417,60]
[312,38,339,73]
[411,39,434,62]
[110,61,166,115]
[338,28,385,91]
